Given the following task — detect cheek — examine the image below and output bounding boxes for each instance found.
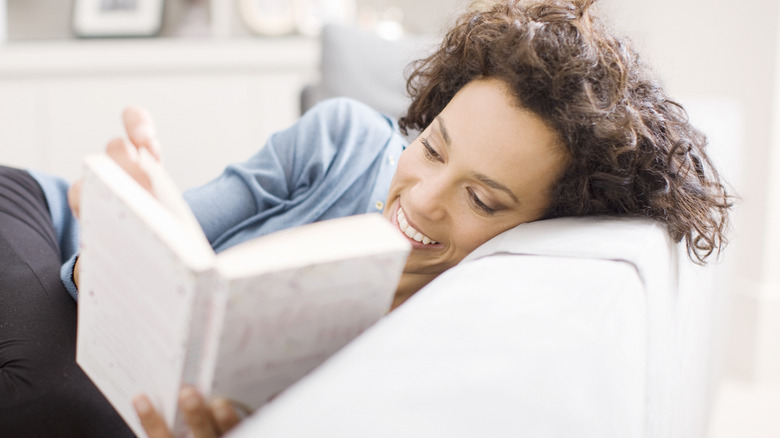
[447,209,534,256]
[448,216,499,254]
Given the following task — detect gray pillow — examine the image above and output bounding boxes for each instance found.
[302,25,437,120]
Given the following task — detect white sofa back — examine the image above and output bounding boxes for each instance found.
[227,217,718,438]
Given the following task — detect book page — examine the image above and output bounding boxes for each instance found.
[206,215,410,409]
[215,214,409,278]
[76,155,215,437]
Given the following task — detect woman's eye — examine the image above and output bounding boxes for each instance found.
[467,188,497,215]
[421,138,442,162]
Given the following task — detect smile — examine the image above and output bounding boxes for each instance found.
[397,207,438,245]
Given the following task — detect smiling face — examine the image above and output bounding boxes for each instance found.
[384,78,568,303]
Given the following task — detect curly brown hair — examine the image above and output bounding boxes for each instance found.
[399,0,732,263]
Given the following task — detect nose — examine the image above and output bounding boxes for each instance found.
[407,173,449,222]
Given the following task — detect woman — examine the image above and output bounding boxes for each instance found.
[0,0,730,436]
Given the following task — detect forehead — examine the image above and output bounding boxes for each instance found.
[437,78,566,200]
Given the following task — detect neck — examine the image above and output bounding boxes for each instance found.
[390,272,438,311]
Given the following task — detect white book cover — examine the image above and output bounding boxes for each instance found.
[75,152,410,437]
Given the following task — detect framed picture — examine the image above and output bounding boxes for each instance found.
[73,0,165,38]
[294,0,355,37]
[238,0,295,36]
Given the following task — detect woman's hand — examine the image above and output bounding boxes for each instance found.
[134,386,242,438]
[68,106,163,289]
[68,105,162,219]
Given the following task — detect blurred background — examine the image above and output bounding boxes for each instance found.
[0,0,778,436]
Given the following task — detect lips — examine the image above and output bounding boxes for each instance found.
[396,207,438,245]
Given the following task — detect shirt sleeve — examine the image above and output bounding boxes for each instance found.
[27,170,81,300]
[60,253,80,300]
[183,97,397,250]
[38,97,398,301]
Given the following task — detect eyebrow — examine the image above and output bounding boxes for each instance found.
[474,173,520,204]
[435,115,520,204]
[435,115,452,146]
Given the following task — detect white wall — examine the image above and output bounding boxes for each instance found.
[600,0,776,284]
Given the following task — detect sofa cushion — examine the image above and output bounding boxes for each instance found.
[301,25,437,119]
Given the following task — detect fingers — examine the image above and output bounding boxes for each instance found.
[105,137,153,193]
[122,105,162,161]
[134,394,173,438]
[210,398,242,434]
[67,179,83,219]
[179,386,220,438]
[133,388,238,438]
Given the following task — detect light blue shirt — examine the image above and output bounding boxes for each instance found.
[31,98,406,300]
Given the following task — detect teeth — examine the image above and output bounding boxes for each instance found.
[396,207,438,245]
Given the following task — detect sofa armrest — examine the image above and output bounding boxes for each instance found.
[227,254,647,438]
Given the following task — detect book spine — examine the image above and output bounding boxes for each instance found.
[195,272,230,398]
[171,269,223,436]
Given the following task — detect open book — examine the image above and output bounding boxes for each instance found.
[75,151,410,437]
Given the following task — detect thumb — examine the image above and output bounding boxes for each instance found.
[123,106,162,161]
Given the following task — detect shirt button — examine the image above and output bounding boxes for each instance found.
[375,201,384,211]
[388,155,396,166]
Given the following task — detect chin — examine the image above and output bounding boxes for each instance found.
[402,252,459,277]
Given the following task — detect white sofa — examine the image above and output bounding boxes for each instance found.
[227,216,718,438]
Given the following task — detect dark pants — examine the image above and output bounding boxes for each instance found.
[0,166,133,437]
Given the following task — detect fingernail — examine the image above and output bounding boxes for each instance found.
[133,396,151,415]
[149,139,162,159]
[134,125,155,140]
